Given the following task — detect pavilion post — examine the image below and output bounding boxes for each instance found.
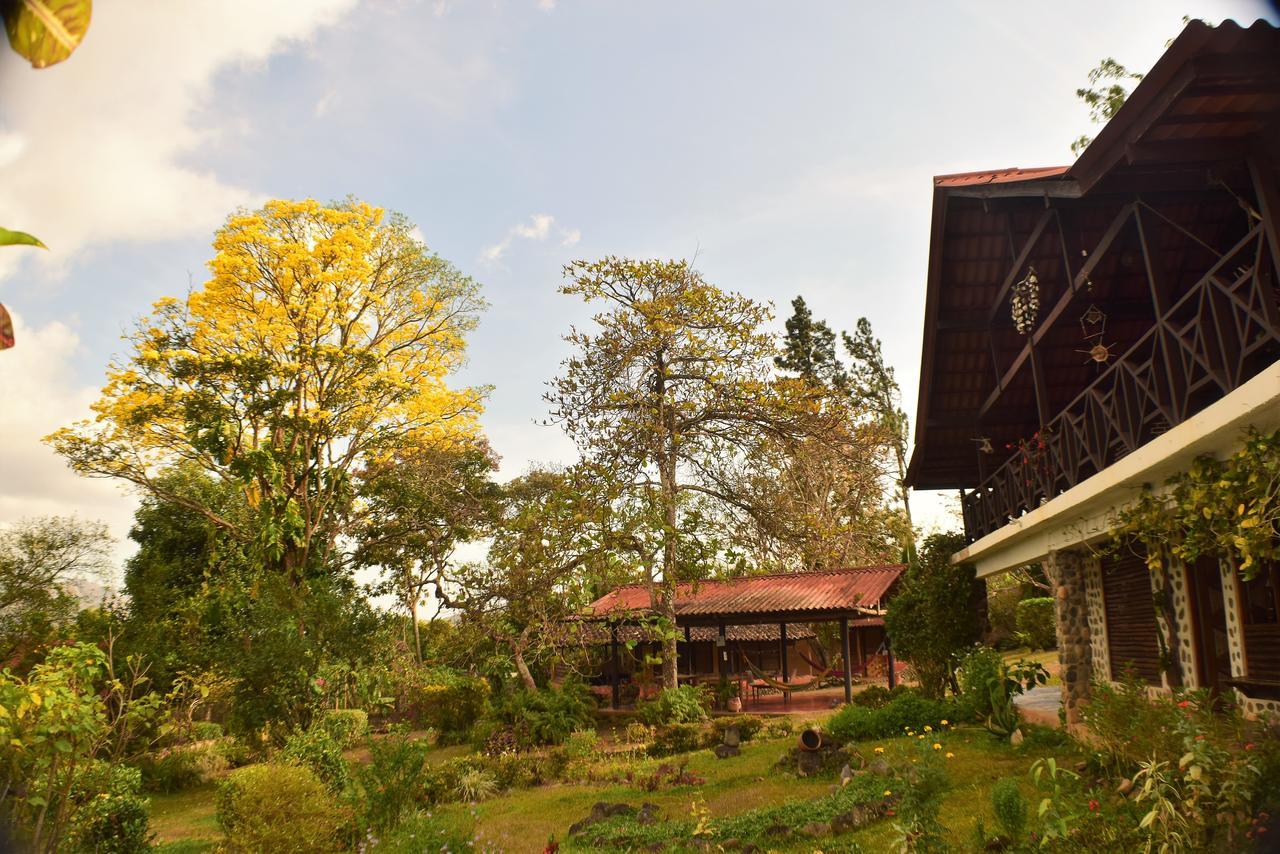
[610,622,620,709]
[854,625,864,675]
[886,635,897,690]
[840,616,853,704]
[683,625,691,678]
[779,623,788,681]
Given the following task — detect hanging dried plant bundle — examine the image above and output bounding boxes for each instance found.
[1010,268,1040,334]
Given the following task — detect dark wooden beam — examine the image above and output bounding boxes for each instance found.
[779,622,788,684]
[946,179,1082,200]
[1248,153,1280,332]
[841,616,853,704]
[986,208,1055,325]
[978,204,1137,420]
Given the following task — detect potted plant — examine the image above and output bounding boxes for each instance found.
[716,678,741,712]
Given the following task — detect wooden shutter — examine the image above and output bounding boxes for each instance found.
[1102,553,1163,683]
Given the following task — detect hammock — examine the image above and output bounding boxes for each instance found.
[734,643,842,693]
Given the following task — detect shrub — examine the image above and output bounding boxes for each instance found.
[1015,597,1056,650]
[321,709,369,747]
[398,666,489,741]
[649,722,706,757]
[352,728,431,831]
[191,721,223,742]
[762,717,794,738]
[986,585,1022,649]
[562,728,599,761]
[480,681,595,749]
[828,689,955,743]
[216,764,349,853]
[990,777,1027,840]
[710,715,762,744]
[66,763,152,854]
[636,684,711,725]
[456,767,499,802]
[956,646,1005,721]
[372,809,473,853]
[282,725,349,791]
[138,743,228,793]
[850,684,910,710]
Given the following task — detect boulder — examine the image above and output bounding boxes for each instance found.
[801,821,831,838]
[797,749,823,776]
[723,725,741,747]
[1117,777,1134,797]
[1009,728,1024,747]
[868,757,892,776]
[636,803,660,825]
[568,801,640,837]
[714,743,741,759]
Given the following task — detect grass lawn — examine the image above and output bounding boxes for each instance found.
[145,720,1079,853]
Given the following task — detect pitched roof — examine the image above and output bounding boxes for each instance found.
[933,166,1069,188]
[573,623,819,645]
[585,565,903,622]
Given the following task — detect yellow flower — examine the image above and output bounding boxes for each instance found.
[933,743,942,750]
[924,725,932,732]
[883,790,892,797]
[918,734,925,740]
[940,720,949,726]
[874,747,885,754]
[946,752,955,759]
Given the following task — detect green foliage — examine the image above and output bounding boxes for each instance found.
[884,533,983,698]
[955,646,1004,721]
[985,583,1023,650]
[282,725,349,791]
[990,777,1027,841]
[65,763,152,854]
[352,728,431,832]
[190,722,222,742]
[400,666,490,741]
[0,226,47,248]
[828,690,955,743]
[1113,429,1280,579]
[480,681,592,749]
[636,684,711,725]
[2,0,91,68]
[648,722,706,757]
[762,717,794,738]
[956,648,1048,738]
[138,743,228,794]
[216,763,349,853]
[320,709,368,748]
[1072,57,1143,155]
[1014,597,1056,650]
[710,715,762,744]
[371,809,473,853]
[852,684,911,710]
[775,296,847,389]
[892,736,951,852]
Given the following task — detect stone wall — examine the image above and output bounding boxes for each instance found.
[1046,548,1091,727]
[1082,556,1111,681]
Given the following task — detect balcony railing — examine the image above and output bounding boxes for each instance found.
[962,223,1280,542]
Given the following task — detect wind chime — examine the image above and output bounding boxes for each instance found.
[1076,303,1114,368]
[1010,267,1040,334]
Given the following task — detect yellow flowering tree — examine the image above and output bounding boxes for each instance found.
[49,199,486,586]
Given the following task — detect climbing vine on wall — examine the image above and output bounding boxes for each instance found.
[1112,428,1280,579]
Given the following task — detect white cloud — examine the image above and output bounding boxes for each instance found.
[0,311,139,574]
[537,0,557,11]
[481,213,581,265]
[0,0,358,286]
[314,89,339,118]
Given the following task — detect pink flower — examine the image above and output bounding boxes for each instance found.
[1177,700,1191,708]
[1088,799,1099,812]
[316,678,327,687]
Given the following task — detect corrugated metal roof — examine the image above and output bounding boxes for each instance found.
[573,623,819,645]
[934,166,1068,188]
[585,565,904,620]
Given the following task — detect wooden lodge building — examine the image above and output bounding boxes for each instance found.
[579,565,903,709]
[907,20,1280,723]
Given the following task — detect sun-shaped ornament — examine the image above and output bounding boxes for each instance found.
[1076,303,1115,368]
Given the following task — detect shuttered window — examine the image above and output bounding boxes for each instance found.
[1102,553,1163,683]
[1241,561,1280,682]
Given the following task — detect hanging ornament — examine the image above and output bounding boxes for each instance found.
[0,304,13,351]
[971,437,994,454]
[1075,303,1115,367]
[1010,267,1040,334]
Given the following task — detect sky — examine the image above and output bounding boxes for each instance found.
[0,0,1275,580]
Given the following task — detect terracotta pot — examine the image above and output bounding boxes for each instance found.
[727,697,742,713]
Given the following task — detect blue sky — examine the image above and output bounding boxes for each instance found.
[0,0,1275,569]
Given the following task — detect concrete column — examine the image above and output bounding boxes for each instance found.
[1045,548,1092,728]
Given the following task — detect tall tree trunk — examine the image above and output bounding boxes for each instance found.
[513,628,538,691]
[658,460,680,691]
[410,594,423,663]
[895,443,913,529]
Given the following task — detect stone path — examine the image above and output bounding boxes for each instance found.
[1014,685,1063,727]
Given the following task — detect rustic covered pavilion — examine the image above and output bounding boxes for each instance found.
[580,565,904,709]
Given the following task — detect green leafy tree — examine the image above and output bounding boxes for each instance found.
[843,317,912,529]
[547,258,817,689]
[774,296,847,390]
[1071,57,1143,155]
[884,533,983,699]
[0,517,110,667]
[354,440,501,662]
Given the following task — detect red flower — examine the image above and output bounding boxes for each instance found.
[315,678,327,688]
[1245,742,1256,751]
[1088,799,1100,812]
[1195,735,1205,741]
[1176,700,1191,708]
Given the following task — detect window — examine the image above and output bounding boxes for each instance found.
[1241,562,1280,626]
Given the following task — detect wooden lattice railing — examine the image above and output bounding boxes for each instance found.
[962,223,1280,542]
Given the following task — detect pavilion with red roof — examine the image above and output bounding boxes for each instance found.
[579,565,905,708]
